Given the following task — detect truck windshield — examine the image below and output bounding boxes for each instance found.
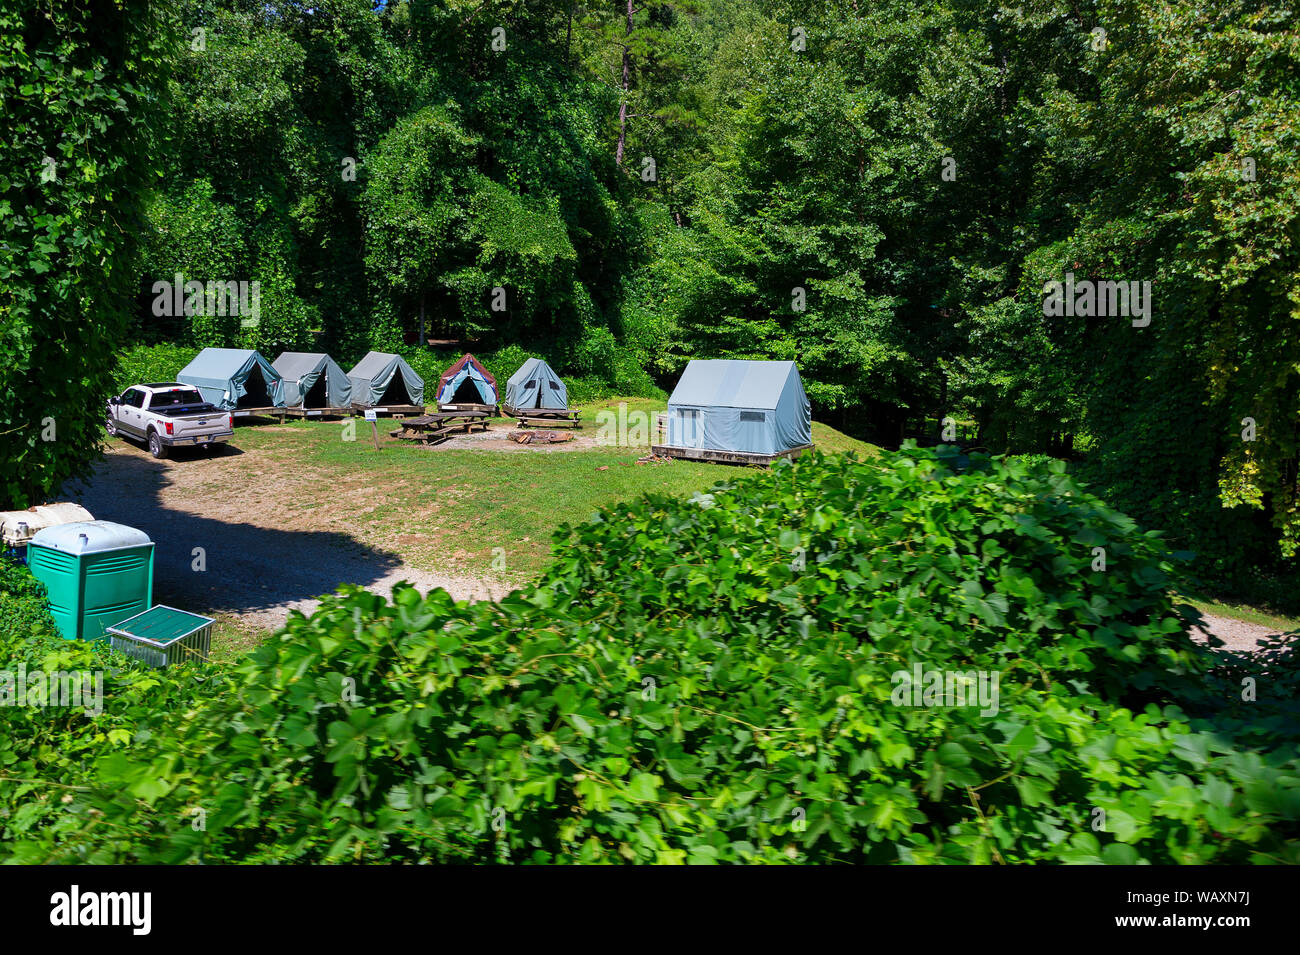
[151,389,206,408]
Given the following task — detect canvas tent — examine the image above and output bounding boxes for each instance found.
[504,358,568,411]
[665,359,811,455]
[346,351,425,407]
[272,352,353,409]
[436,353,498,406]
[176,348,285,411]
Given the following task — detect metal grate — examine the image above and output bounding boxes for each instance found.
[107,605,214,669]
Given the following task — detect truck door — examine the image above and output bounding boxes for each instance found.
[123,388,146,435]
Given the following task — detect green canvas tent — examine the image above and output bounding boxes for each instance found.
[346,351,425,407]
[273,352,353,409]
[176,348,285,411]
[504,358,568,411]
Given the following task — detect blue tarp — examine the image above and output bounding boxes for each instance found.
[176,348,286,411]
[436,353,498,405]
[665,359,811,455]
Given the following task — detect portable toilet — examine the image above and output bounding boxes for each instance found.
[26,521,154,641]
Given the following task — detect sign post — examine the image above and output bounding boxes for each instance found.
[364,408,379,450]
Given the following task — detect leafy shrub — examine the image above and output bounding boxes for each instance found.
[0,557,57,644]
[3,448,1297,864]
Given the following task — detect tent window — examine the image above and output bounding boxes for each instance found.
[524,380,536,390]
[549,381,563,391]
[677,409,698,418]
[740,411,765,422]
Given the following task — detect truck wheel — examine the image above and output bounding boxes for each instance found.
[148,431,167,459]
[105,417,117,437]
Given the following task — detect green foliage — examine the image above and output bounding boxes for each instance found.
[110,343,201,397]
[0,557,56,645]
[4,448,1296,864]
[0,0,173,509]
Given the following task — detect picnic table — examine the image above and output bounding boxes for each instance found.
[390,409,491,445]
[505,407,583,429]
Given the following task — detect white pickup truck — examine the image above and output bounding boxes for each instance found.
[106,383,234,459]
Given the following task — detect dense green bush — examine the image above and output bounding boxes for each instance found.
[0,557,56,645]
[0,0,173,511]
[2,448,1296,864]
[110,343,202,397]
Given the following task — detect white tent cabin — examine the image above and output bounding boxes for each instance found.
[653,359,813,465]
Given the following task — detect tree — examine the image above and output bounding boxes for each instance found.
[0,0,173,509]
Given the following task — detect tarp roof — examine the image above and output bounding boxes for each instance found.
[667,359,800,410]
[273,351,330,381]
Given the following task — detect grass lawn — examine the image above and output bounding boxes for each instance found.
[227,396,877,584]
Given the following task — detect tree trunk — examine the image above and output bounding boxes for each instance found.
[615,0,633,166]
[566,5,574,68]
[419,294,425,347]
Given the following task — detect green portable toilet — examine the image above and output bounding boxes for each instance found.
[27,521,154,642]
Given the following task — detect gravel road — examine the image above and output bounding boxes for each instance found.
[64,435,515,632]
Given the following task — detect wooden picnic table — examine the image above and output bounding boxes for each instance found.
[505,407,583,429]
[390,409,491,445]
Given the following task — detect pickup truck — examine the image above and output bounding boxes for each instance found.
[106,383,234,459]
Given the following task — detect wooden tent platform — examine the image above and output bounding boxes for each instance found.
[649,443,814,467]
[390,410,490,445]
[506,406,582,429]
[437,402,500,416]
[231,407,282,420]
[277,406,351,419]
[351,403,426,418]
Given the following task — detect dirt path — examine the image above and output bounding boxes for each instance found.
[63,438,517,633]
[1187,613,1293,654]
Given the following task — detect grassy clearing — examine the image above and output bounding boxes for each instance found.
[226,397,877,583]
[208,614,269,664]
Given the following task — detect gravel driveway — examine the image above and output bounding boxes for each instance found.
[63,435,514,632]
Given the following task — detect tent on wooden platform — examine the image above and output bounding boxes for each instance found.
[436,353,498,406]
[504,357,567,412]
[273,352,353,409]
[176,348,285,411]
[346,351,425,407]
[664,359,811,455]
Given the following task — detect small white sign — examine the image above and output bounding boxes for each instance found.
[363,409,378,421]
